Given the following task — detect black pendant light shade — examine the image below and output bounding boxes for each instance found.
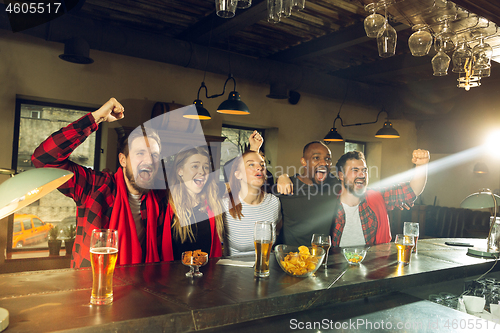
[324,127,344,142]
[375,121,400,138]
[184,100,211,120]
[217,91,250,115]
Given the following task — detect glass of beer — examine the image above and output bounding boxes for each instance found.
[395,234,414,265]
[254,221,275,278]
[403,222,419,253]
[311,234,331,268]
[90,229,118,305]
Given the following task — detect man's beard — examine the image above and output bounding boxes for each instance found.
[125,166,151,194]
[343,178,366,197]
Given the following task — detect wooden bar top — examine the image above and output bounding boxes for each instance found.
[1,238,498,332]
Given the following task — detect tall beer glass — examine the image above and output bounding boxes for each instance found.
[254,221,275,277]
[395,234,414,265]
[90,229,118,305]
[403,222,419,253]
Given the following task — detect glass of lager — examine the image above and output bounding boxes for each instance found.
[395,234,414,265]
[254,221,275,277]
[90,229,118,305]
[311,234,331,268]
[403,222,419,253]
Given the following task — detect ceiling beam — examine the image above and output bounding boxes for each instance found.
[268,22,410,62]
[332,53,431,80]
[176,0,266,44]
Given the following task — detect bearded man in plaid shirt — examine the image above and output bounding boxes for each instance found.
[32,98,167,268]
[332,149,430,247]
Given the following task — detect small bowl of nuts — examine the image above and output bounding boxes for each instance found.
[342,247,367,265]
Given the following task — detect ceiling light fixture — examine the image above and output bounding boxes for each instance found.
[473,162,489,174]
[324,85,398,142]
[191,74,250,116]
[324,125,344,142]
[324,109,400,142]
[375,120,400,138]
[184,82,212,120]
[216,75,250,115]
[185,19,249,119]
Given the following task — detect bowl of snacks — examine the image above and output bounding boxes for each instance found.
[342,247,367,265]
[182,249,208,277]
[275,244,325,277]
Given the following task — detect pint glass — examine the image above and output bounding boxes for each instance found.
[254,221,275,277]
[403,222,419,253]
[90,229,118,305]
[395,234,414,265]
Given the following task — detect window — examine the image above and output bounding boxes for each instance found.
[345,141,366,154]
[22,220,32,231]
[220,125,264,182]
[8,99,100,257]
[33,218,43,228]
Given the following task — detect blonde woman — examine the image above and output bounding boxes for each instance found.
[224,150,281,256]
[161,146,224,261]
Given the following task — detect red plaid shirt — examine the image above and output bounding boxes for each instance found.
[332,183,416,247]
[31,113,166,268]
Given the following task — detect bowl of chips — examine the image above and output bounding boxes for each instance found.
[275,244,325,277]
[342,247,367,265]
[182,249,208,277]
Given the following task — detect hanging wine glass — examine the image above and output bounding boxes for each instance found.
[267,0,282,24]
[408,24,432,57]
[475,66,491,78]
[472,36,493,72]
[364,3,385,38]
[292,0,305,11]
[216,0,237,18]
[432,45,451,76]
[452,38,472,73]
[237,0,252,9]
[377,3,397,58]
[434,16,457,53]
[282,0,292,18]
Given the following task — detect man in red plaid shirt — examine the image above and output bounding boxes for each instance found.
[332,149,430,247]
[32,98,166,268]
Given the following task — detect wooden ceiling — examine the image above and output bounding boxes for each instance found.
[73,0,500,85]
[5,0,500,118]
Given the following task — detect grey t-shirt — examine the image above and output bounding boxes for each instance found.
[278,174,340,247]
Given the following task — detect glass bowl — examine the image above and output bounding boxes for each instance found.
[342,247,367,265]
[275,244,325,277]
[182,250,208,277]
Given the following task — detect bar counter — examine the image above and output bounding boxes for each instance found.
[1,238,499,332]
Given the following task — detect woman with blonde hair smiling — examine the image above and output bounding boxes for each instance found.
[161,146,224,261]
[224,149,281,256]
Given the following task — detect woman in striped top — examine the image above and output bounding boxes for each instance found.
[223,150,281,256]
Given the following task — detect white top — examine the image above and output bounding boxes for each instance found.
[128,193,145,245]
[339,202,366,247]
[223,193,281,256]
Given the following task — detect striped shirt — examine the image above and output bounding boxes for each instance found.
[223,193,281,256]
